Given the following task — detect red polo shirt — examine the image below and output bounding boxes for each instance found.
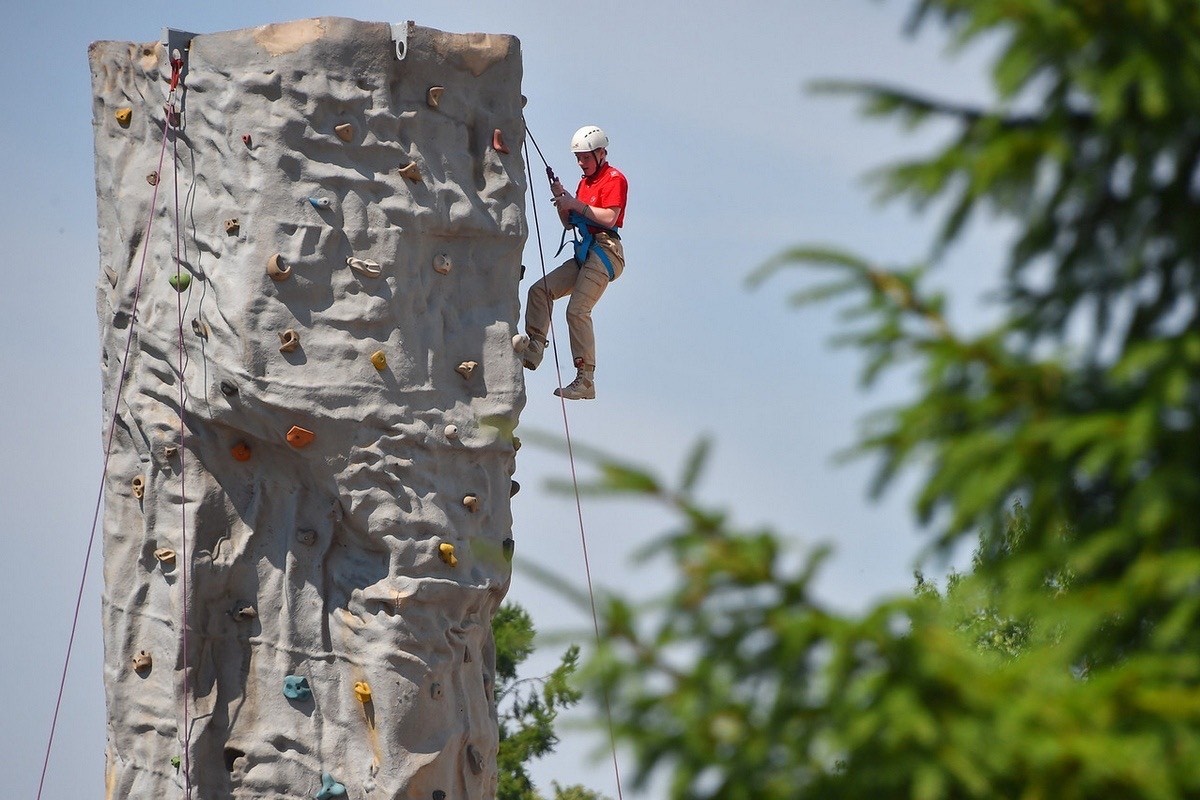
[577,162,627,232]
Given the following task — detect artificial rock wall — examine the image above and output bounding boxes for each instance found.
[90,18,526,799]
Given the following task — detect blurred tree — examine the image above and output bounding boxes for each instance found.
[494,603,608,800]
[558,2,1200,797]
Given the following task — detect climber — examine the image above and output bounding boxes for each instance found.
[522,125,628,400]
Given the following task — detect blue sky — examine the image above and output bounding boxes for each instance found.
[0,1,1010,797]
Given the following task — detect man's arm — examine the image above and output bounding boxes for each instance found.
[551,187,621,228]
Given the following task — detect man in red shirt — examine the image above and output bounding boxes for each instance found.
[521,125,628,400]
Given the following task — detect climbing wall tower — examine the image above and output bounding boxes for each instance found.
[89,18,525,799]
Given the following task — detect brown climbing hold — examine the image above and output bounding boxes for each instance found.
[131,475,145,500]
[426,86,444,108]
[241,133,252,147]
[346,256,382,278]
[191,318,209,339]
[334,123,354,142]
[433,791,447,800]
[104,266,118,288]
[462,495,480,513]
[224,218,240,235]
[267,253,291,282]
[432,254,451,275]
[278,329,300,353]
[512,436,522,452]
[146,172,159,186]
[233,605,257,621]
[438,542,457,567]
[521,95,528,107]
[456,361,477,379]
[466,744,483,775]
[398,161,422,182]
[370,350,387,371]
[132,651,152,672]
[444,424,459,440]
[115,107,132,127]
[510,480,520,497]
[464,648,472,663]
[231,441,252,462]
[163,444,178,459]
[354,681,372,703]
[430,683,443,700]
[154,547,176,564]
[286,425,315,448]
[492,128,509,154]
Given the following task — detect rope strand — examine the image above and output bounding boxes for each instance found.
[524,131,626,800]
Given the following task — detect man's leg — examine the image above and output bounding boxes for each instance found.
[523,259,578,369]
[555,256,612,400]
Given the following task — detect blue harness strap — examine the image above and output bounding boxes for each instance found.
[556,210,616,280]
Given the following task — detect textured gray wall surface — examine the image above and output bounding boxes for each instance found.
[90,18,526,799]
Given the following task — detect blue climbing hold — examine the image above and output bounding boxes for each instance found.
[316,772,347,799]
[308,197,332,209]
[283,675,312,701]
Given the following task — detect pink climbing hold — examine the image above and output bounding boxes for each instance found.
[492,128,509,154]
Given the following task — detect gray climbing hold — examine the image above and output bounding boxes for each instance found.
[279,329,300,353]
[347,256,382,278]
[510,480,520,497]
[432,253,451,275]
[283,675,312,701]
[296,529,317,546]
[104,266,118,287]
[220,380,238,397]
[466,744,483,775]
[308,197,331,209]
[316,772,347,799]
[430,682,442,700]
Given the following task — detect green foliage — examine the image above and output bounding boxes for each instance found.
[493,603,607,800]
[553,2,1200,798]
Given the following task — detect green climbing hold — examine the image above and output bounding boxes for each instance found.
[170,756,181,770]
[283,675,312,701]
[169,272,191,292]
[316,772,347,799]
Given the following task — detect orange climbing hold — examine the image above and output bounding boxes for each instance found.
[231,441,252,462]
[286,425,315,448]
[398,161,422,182]
[267,253,292,282]
[492,128,509,154]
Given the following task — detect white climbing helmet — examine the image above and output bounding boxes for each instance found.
[571,125,609,153]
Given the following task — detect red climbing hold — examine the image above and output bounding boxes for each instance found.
[231,441,252,462]
[286,426,315,448]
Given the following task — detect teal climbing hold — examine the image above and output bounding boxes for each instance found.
[283,675,312,701]
[169,272,191,292]
[316,772,347,799]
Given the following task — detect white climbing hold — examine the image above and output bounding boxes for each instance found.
[444,424,458,440]
[512,333,529,353]
[462,494,480,513]
[347,256,382,278]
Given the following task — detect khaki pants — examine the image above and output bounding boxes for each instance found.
[525,233,624,369]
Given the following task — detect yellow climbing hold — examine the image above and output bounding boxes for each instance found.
[115,107,132,127]
[370,350,387,370]
[438,542,458,567]
[354,681,372,703]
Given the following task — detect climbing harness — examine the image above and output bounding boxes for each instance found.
[557,210,617,280]
[524,125,627,800]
